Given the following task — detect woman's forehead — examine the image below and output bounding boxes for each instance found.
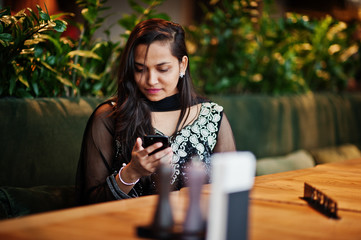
[134,41,176,65]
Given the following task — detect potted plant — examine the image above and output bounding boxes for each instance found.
[0,0,169,98]
[185,0,360,95]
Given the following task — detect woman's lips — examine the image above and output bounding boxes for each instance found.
[146,88,161,94]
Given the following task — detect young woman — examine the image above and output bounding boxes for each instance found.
[76,19,236,205]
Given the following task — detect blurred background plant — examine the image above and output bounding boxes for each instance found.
[72,0,169,97]
[0,0,360,98]
[0,0,169,98]
[0,5,68,97]
[186,0,361,95]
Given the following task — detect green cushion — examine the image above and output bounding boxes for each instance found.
[309,144,361,164]
[0,185,76,219]
[256,150,315,176]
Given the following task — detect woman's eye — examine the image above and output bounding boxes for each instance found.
[159,68,169,73]
[135,67,143,72]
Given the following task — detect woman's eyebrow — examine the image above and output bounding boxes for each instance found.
[134,61,171,66]
[156,62,171,66]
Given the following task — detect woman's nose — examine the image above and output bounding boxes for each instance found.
[147,70,158,85]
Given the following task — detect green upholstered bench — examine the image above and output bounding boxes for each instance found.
[0,185,75,218]
[210,93,361,174]
[0,97,103,219]
[1,93,361,219]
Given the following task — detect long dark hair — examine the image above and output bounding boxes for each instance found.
[114,18,197,164]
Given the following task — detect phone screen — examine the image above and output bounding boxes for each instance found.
[143,135,169,155]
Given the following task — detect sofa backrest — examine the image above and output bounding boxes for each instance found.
[1,93,361,188]
[0,98,103,188]
[210,93,361,158]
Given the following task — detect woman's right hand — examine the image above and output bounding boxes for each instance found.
[122,137,173,182]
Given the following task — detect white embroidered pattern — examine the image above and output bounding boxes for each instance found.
[168,102,223,185]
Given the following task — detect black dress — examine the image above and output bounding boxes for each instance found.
[75,94,224,205]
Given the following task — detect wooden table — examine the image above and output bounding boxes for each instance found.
[249,157,361,240]
[0,158,361,240]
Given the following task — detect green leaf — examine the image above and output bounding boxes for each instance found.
[92,81,103,91]
[16,88,33,98]
[40,60,73,87]
[46,55,56,65]
[50,12,74,20]
[34,45,43,58]
[32,82,39,96]
[0,39,8,47]
[9,76,16,95]
[43,2,50,15]
[81,7,97,24]
[39,11,51,21]
[128,0,145,14]
[27,8,40,24]
[53,20,67,32]
[22,15,35,31]
[20,48,35,55]
[68,63,101,80]
[150,13,170,20]
[24,38,46,46]
[40,61,56,72]
[56,75,73,87]
[0,33,13,42]
[41,34,62,54]
[118,15,137,30]
[18,75,30,88]
[0,8,11,18]
[67,50,102,60]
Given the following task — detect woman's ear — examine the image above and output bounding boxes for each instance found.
[180,55,188,74]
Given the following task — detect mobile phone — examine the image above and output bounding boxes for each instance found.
[143,135,170,155]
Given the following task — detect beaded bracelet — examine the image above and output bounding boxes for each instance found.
[118,164,139,186]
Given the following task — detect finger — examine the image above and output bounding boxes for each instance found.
[133,137,143,152]
[151,147,173,162]
[144,142,163,156]
[145,149,172,173]
[138,156,160,174]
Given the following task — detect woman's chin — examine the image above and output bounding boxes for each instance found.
[145,94,163,102]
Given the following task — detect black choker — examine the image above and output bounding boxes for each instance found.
[146,94,181,112]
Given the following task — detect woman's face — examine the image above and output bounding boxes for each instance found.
[134,41,187,102]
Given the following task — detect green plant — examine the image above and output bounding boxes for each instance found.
[3,0,358,98]
[0,6,68,97]
[73,0,170,97]
[0,0,169,98]
[186,0,360,95]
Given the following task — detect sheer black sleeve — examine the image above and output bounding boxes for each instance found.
[75,102,137,205]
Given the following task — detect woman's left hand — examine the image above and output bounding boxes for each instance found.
[126,137,173,179]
